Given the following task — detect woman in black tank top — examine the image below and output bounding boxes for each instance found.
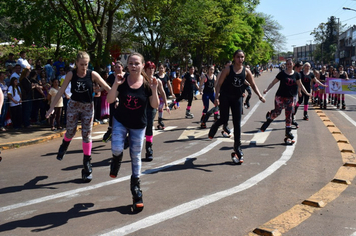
[318,66,328,109]
[209,49,265,164]
[45,51,111,182]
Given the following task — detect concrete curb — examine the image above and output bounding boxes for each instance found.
[0,122,102,150]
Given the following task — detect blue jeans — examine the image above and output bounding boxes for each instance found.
[111,118,146,178]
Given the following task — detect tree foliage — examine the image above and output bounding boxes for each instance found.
[311,16,339,64]
[0,0,277,69]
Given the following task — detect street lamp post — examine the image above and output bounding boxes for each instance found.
[343,7,356,12]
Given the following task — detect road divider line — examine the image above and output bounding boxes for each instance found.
[100,131,298,236]
[0,140,222,213]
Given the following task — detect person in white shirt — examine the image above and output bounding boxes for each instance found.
[7,77,22,129]
[17,51,31,71]
[10,64,21,80]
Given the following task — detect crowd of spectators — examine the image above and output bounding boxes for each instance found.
[0,52,80,131]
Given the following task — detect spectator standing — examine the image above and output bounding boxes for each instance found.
[54,57,65,77]
[8,77,22,129]
[0,72,9,131]
[48,78,63,130]
[5,53,16,70]
[44,59,55,82]
[31,71,45,124]
[17,51,31,71]
[10,64,21,80]
[20,69,34,128]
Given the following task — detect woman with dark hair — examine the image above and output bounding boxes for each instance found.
[209,49,265,164]
[199,65,216,128]
[144,61,170,161]
[261,58,312,144]
[8,77,22,129]
[293,62,325,121]
[169,65,199,118]
[102,60,126,142]
[155,64,174,128]
[107,52,159,212]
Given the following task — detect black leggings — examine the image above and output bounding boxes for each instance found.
[175,90,193,107]
[211,94,243,150]
[146,105,157,136]
[297,92,309,106]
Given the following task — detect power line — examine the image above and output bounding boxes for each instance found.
[285,30,313,37]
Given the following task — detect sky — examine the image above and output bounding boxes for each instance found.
[255,0,356,52]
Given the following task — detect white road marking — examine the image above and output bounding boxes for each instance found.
[177,126,210,140]
[0,140,222,213]
[249,128,273,145]
[2,98,292,236]
[338,110,356,127]
[100,132,298,236]
[73,126,177,140]
[351,231,356,236]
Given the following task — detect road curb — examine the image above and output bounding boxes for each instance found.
[250,105,356,235]
[0,122,102,150]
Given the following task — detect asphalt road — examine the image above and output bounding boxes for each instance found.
[1,69,356,236]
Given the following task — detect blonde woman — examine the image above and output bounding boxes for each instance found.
[294,62,325,120]
[46,52,111,182]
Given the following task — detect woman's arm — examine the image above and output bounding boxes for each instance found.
[167,77,175,98]
[312,77,327,87]
[157,80,170,113]
[263,78,279,94]
[199,75,205,93]
[107,74,124,104]
[180,78,185,93]
[214,67,229,106]
[45,71,72,118]
[297,80,311,96]
[245,68,265,102]
[149,78,159,109]
[92,71,111,92]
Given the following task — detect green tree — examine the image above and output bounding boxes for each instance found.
[48,0,127,69]
[0,0,80,58]
[311,16,339,64]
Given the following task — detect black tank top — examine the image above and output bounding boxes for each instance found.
[203,74,215,94]
[339,72,347,79]
[320,72,327,82]
[70,69,94,103]
[220,65,245,97]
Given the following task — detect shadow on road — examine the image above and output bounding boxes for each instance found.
[0,203,126,233]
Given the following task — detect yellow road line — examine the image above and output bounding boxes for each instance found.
[248,106,356,236]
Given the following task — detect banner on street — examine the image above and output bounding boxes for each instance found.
[325,78,356,94]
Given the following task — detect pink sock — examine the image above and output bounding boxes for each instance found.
[304,105,309,111]
[82,142,92,156]
[146,135,153,143]
[187,106,191,110]
[63,135,72,142]
[214,111,219,114]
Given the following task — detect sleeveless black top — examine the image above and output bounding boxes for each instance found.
[220,65,246,97]
[70,69,94,103]
[203,74,215,94]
